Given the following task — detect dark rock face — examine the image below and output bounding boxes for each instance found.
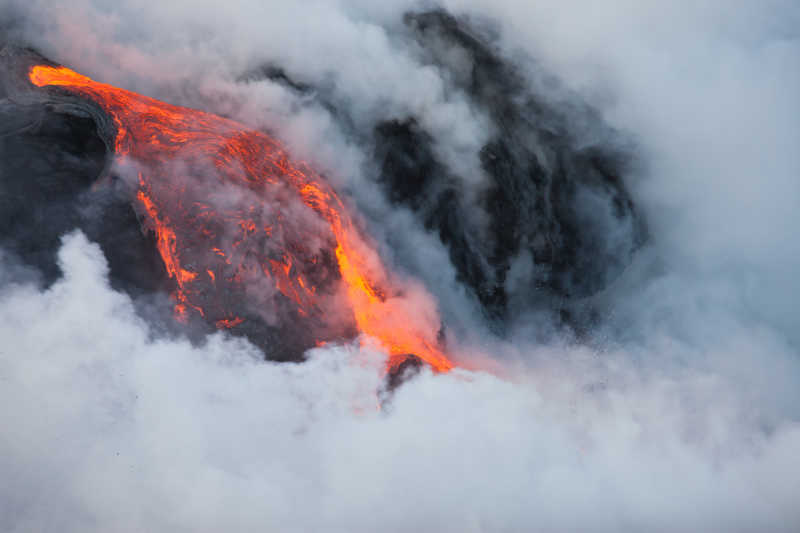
[372,10,646,327]
[0,45,169,297]
[0,107,102,284]
[0,101,170,295]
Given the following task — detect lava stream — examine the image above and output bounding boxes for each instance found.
[29,64,453,373]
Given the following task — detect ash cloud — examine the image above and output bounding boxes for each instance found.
[1,1,800,532]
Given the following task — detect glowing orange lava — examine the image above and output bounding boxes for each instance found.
[29,64,453,373]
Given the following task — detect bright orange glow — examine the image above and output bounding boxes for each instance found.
[216,317,245,329]
[29,65,94,88]
[29,64,453,373]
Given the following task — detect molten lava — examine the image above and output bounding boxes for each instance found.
[29,64,453,373]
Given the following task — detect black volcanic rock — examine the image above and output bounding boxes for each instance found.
[0,46,169,295]
[369,10,646,327]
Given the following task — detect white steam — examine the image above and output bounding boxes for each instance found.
[2,1,800,531]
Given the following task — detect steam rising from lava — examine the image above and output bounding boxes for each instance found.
[1,1,800,532]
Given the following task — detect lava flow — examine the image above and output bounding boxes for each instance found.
[29,64,453,373]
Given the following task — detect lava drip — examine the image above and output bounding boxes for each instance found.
[29,64,453,373]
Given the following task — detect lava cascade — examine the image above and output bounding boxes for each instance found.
[29,65,453,373]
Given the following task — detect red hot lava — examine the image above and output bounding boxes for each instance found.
[29,64,453,373]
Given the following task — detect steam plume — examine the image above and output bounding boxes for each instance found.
[1,1,799,531]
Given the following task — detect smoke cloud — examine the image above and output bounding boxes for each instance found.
[1,1,799,531]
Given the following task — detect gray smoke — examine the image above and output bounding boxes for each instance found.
[1,1,799,531]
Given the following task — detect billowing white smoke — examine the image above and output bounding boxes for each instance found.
[1,1,799,531]
[2,232,798,532]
